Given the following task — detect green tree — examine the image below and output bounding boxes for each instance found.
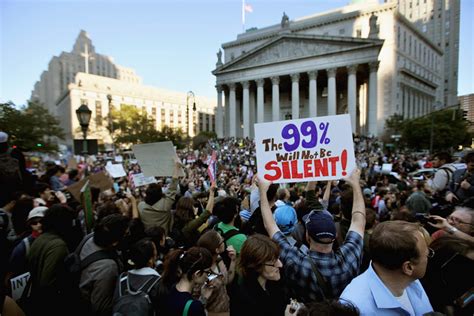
[0,101,65,152]
[192,131,217,150]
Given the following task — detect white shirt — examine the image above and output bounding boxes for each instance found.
[395,290,415,316]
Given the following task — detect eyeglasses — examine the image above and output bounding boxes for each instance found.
[264,261,280,268]
[427,248,435,259]
[447,215,473,226]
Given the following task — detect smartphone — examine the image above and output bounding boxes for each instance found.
[207,274,218,283]
[415,213,437,225]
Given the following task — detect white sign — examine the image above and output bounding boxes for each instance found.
[382,163,393,174]
[10,272,30,301]
[254,114,356,184]
[115,155,123,162]
[132,141,185,177]
[106,164,127,178]
[132,173,157,187]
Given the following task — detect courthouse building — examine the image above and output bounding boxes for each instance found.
[213,0,458,138]
[31,30,216,150]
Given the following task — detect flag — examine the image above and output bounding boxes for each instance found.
[244,3,253,13]
[207,150,217,183]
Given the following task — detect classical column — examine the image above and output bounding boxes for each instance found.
[242,81,250,138]
[347,65,358,133]
[327,68,337,116]
[368,61,379,136]
[403,87,409,119]
[308,71,318,117]
[216,85,224,138]
[271,76,280,121]
[291,73,300,119]
[229,83,236,138]
[256,79,265,123]
[410,90,415,118]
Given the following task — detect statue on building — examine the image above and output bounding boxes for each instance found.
[216,49,223,67]
[281,12,290,29]
[368,13,379,38]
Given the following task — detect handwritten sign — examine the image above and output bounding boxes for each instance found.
[105,163,126,178]
[132,141,185,177]
[132,173,157,187]
[255,114,356,183]
[10,272,30,301]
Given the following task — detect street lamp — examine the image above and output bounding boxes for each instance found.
[186,91,196,140]
[76,103,92,156]
[107,94,116,158]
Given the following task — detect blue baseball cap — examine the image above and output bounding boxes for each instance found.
[303,210,336,244]
[273,204,297,235]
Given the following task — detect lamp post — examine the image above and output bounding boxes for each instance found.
[186,91,196,146]
[76,103,92,173]
[106,94,116,158]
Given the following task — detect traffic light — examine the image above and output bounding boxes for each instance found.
[463,110,468,120]
[36,143,43,147]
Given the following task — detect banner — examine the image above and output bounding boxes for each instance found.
[132,141,185,177]
[132,173,157,187]
[105,163,126,178]
[254,114,356,184]
[207,151,217,183]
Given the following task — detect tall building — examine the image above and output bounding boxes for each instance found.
[213,1,446,138]
[459,93,474,123]
[387,0,460,107]
[31,30,216,150]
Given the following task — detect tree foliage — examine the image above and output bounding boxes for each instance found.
[107,104,186,148]
[384,109,471,152]
[0,101,65,152]
[192,131,217,150]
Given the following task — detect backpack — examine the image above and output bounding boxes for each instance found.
[112,272,160,316]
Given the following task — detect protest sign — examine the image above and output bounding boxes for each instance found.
[115,155,123,162]
[132,173,157,187]
[67,171,113,201]
[382,163,393,174]
[254,114,356,184]
[106,163,126,178]
[67,157,78,170]
[132,141,185,177]
[10,272,30,301]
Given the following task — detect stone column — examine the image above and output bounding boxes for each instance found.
[347,65,358,133]
[242,81,250,138]
[327,68,337,116]
[291,73,300,119]
[256,79,265,123]
[271,76,280,121]
[308,71,318,117]
[403,87,409,119]
[410,90,415,118]
[368,61,379,136]
[216,85,224,138]
[229,83,236,138]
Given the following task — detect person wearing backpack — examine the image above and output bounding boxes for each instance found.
[79,214,129,316]
[428,152,456,195]
[113,238,160,316]
[159,247,214,316]
[213,197,247,255]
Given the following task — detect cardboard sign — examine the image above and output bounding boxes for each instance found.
[132,173,157,187]
[254,114,356,184]
[67,171,114,201]
[105,164,126,178]
[132,141,185,177]
[10,272,30,301]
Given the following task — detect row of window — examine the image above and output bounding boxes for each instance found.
[397,25,438,71]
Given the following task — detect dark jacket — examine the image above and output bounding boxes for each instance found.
[448,168,474,202]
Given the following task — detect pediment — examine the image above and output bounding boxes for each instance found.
[214,35,382,74]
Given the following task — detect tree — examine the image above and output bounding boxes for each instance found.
[192,131,217,150]
[0,101,65,152]
[107,104,186,148]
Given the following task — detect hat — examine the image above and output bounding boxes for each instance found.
[0,132,8,143]
[27,206,48,221]
[273,204,297,235]
[303,210,336,243]
[363,188,372,197]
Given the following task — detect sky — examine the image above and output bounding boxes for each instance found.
[1,0,473,106]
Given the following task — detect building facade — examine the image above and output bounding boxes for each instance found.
[31,30,216,150]
[459,94,474,123]
[213,1,448,138]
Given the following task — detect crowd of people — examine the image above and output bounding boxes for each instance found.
[0,131,473,316]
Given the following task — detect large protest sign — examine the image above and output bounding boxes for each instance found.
[255,114,356,184]
[10,272,30,301]
[105,163,127,178]
[132,141,185,177]
[132,173,157,187]
[67,171,114,201]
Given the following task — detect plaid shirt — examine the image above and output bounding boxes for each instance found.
[273,230,363,303]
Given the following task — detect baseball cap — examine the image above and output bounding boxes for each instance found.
[363,188,372,197]
[303,210,336,244]
[274,204,297,235]
[0,132,8,143]
[27,206,48,221]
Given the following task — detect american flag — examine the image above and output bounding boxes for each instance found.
[207,150,217,183]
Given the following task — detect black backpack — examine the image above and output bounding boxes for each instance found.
[112,272,160,316]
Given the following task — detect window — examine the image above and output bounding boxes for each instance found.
[95,101,102,126]
[409,35,412,55]
[422,25,427,32]
[356,29,362,38]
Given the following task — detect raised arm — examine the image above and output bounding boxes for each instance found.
[258,178,280,238]
[345,169,366,238]
[305,181,323,211]
[205,182,216,212]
